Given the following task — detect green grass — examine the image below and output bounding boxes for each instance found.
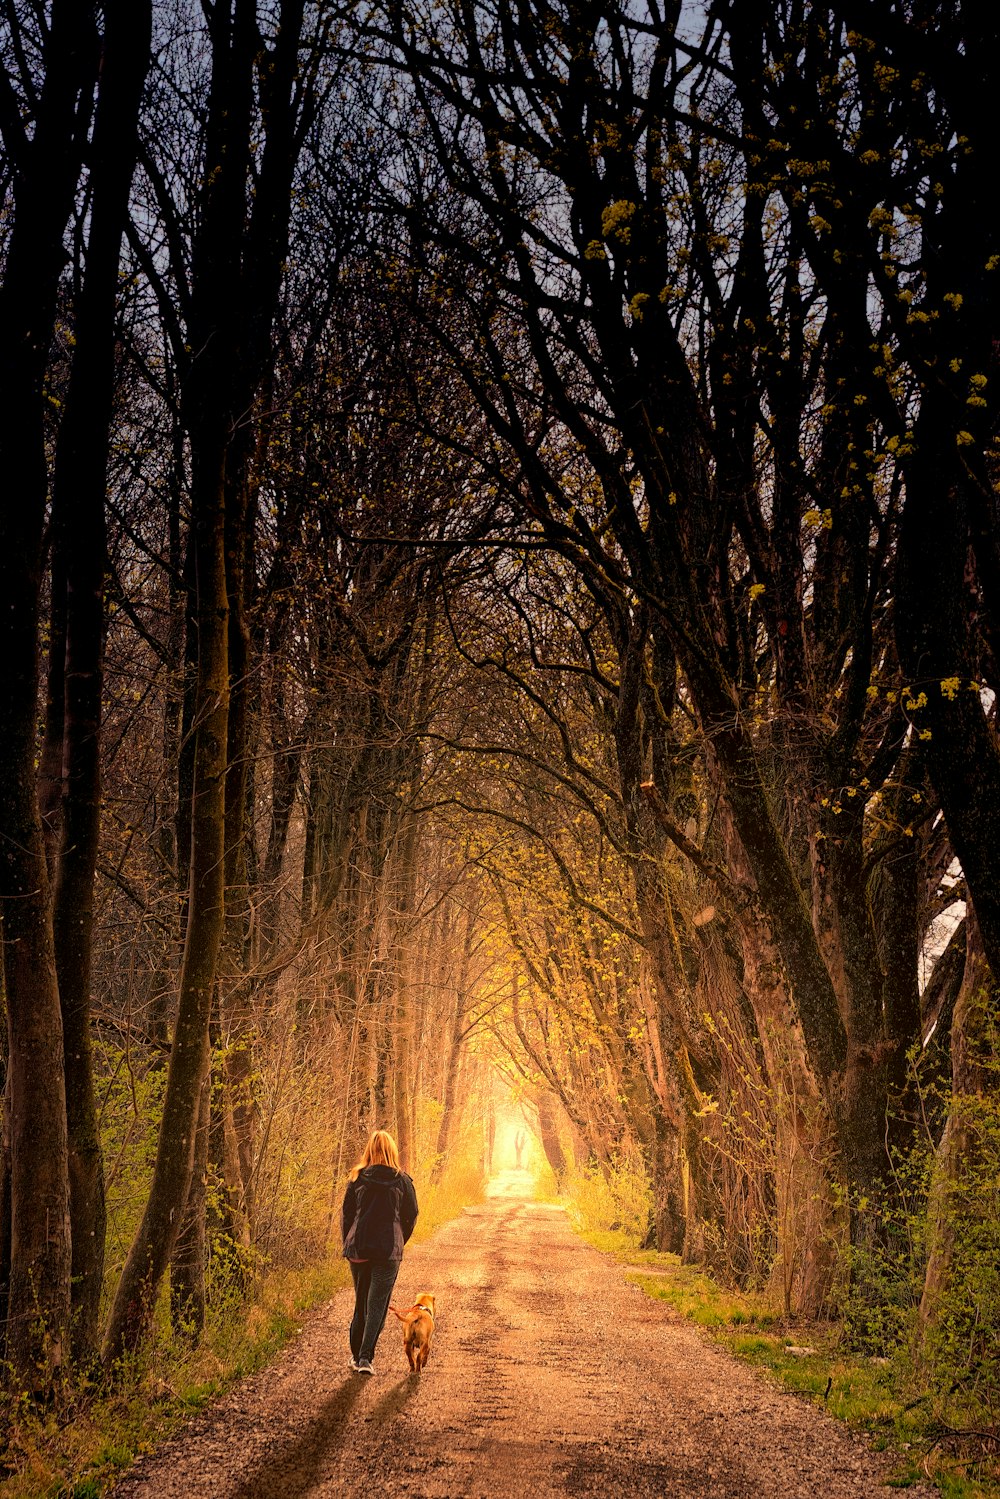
[576,1229,999,1499]
[628,1266,775,1329]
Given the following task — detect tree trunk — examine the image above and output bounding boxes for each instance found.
[220,433,257,1247]
[869,830,922,1096]
[897,446,1000,985]
[224,1039,257,1244]
[714,798,839,1313]
[208,1051,246,1257]
[391,815,420,1171]
[170,1072,211,1337]
[535,1089,569,1188]
[485,1095,496,1177]
[433,1005,464,1178]
[38,562,67,871]
[47,0,152,1364]
[432,904,475,1179]
[0,774,71,1389]
[102,423,230,1363]
[0,0,98,1391]
[0,1071,11,1350]
[650,1102,685,1255]
[740,923,839,1315]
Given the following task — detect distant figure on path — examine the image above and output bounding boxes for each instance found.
[514,1129,526,1169]
[342,1129,418,1375]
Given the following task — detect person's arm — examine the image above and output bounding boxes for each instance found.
[341,1180,357,1247]
[400,1174,418,1243]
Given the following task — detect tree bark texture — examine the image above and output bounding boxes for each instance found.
[48,0,152,1364]
[737,917,838,1316]
[170,1072,211,1337]
[0,0,98,1390]
[0,1072,11,1349]
[535,1089,569,1188]
[433,999,465,1178]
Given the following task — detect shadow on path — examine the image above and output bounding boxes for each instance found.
[366,1371,423,1426]
[229,1373,420,1499]
[229,1378,363,1499]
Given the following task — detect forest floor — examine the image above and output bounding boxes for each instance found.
[111,1171,937,1499]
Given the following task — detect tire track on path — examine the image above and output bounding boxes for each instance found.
[114,1173,934,1498]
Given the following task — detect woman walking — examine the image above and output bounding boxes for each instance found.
[341,1129,418,1374]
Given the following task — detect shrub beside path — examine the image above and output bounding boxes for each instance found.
[113,1173,934,1498]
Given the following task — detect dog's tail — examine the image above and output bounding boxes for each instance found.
[388,1304,409,1321]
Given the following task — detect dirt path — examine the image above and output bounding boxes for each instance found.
[114,1173,932,1498]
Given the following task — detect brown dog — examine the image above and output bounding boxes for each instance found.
[389,1293,436,1372]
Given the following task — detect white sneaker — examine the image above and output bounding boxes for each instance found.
[356,1359,375,1375]
[348,1356,360,1371]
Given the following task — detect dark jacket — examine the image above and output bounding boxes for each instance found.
[341,1164,418,1262]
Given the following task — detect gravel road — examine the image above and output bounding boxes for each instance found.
[113,1172,932,1498]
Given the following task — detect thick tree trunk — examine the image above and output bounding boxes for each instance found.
[220,454,258,1253]
[614,615,704,1256]
[739,922,839,1315]
[105,0,307,1359]
[170,1073,211,1337]
[630,860,689,1253]
[650,1104,685,1255]
[0,0,98,1391]
[102,434,230,1363]
[869,834,921,1095]
[38,564,67,871]
[0,1071,11,1349]
[671,660,903,1232]
[47,0,152,1364]
[0,766,71,1389]
[707,797,840,1312]
[535,1089,568,1188]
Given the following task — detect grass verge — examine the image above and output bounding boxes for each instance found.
[577,1228,1000,1499]
[409,1163,485,1245]
[0,1258,348,1499]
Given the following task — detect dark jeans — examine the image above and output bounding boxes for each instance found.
[349,1260,400,1363]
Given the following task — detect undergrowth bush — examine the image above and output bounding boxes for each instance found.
[564,1156,652,1243]
[835,1029,1000,1456]
[98,1046,168,1310]
[411,1160,485,1242]
[919,1087,1000,1433]
[838,1134,934,1357]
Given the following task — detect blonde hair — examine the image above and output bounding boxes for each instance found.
[349,1129,400,1181]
